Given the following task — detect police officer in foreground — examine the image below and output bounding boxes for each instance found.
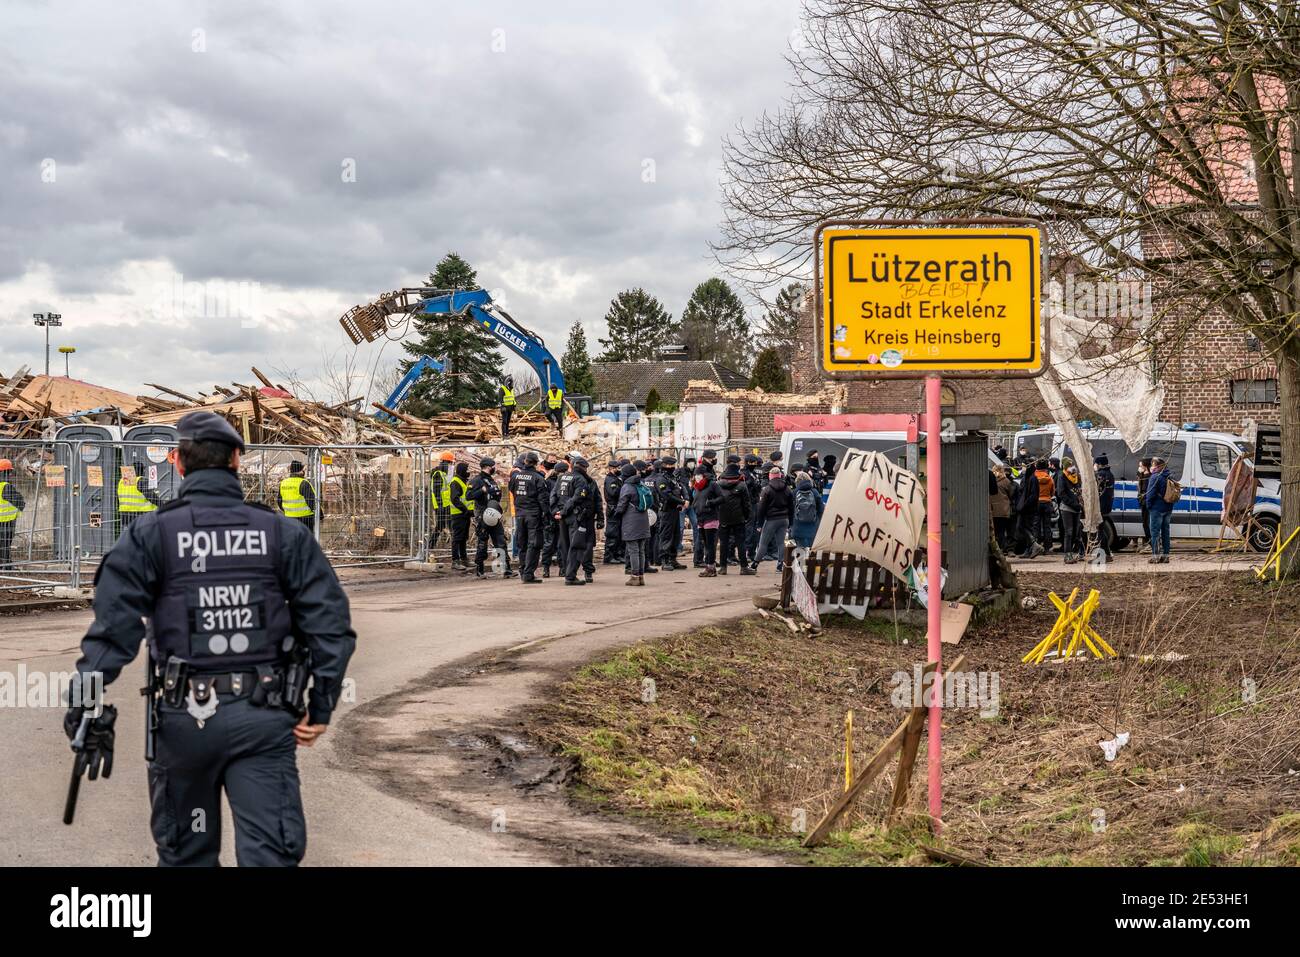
[508,451,546,584]
[558,456,602,585]
[65,411,356,867]
[549,458,578,574]
[540,459,568,577]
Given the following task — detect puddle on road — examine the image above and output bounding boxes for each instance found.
[446,730,575,794]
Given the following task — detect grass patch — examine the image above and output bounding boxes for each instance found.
[530,571,1300,866]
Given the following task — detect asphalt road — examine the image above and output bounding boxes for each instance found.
[0,563,774,866]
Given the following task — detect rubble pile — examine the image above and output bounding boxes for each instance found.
[2,366,624,460]
[0,366,407,445]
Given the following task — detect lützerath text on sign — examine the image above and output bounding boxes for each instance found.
[820,225,1042,374]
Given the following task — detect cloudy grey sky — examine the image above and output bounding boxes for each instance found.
[1,0,803,400]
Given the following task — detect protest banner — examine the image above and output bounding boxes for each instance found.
[810,449,924,582]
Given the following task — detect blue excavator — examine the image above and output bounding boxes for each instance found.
[341,287,592,421]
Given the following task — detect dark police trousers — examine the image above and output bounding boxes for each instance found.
[149,695,304,867]
[515,512,543,579]
[541,517,564,572]
[657,508,680,567]
[603,513,622,563]
[563,520,595,581]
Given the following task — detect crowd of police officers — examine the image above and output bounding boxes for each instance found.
[426,446,830,586]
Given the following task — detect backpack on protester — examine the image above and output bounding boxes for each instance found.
[634,484,654,513]
[718,483,746,525]
[794,487,819,524]
[1163,477,1182,504]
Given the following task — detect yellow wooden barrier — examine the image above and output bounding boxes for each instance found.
[1254,527,1300,582]
[1023,588,1116,664]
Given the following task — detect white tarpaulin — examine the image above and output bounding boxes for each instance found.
[810,449,924,582]
[1044,281,1165,453]
[1036,282,1168,536]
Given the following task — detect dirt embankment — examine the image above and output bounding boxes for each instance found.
[530,572,1300,865]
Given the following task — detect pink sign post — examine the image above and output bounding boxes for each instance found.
[924,375,944,828]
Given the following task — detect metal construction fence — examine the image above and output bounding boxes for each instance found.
[0,438,521,593]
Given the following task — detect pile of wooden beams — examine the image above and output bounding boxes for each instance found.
[0,367,142,439]
[0,369,49,438]
[135,368,406,446]
[374,404,556,444]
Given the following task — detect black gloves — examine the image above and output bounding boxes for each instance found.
[64,704,119,780]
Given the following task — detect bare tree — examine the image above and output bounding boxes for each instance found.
[718,0,1300,576]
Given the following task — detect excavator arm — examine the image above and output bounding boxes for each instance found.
[375,354,446,422]
[340,287,566,393]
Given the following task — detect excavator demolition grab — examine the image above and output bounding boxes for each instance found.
[339,287,592,418]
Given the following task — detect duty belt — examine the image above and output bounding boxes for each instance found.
[158,654,307,717]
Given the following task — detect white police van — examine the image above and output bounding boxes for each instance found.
[1012,423,1281,552]
[779,430,1003,502]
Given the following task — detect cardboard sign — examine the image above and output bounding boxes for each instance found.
[120,465,137,483]
[818,223,1043,376]
[85,465,103,488]
[43,465,66,488]
[810,449,924,582]
[940,600,973,646]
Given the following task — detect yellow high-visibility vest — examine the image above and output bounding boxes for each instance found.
[279,476,312,518]
[449,475,474,515]
[547,387,563,410]
[501,385,516,407]
[431,470,451,508]
[117,477,157,514]
[0,482,18,523]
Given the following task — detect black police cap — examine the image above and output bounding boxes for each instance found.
[176,411,245,452]
[480,457,496,468]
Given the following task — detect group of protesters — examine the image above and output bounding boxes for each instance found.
[989,443,1117,563]
[989,443,1177,563]
[428,447,833,586]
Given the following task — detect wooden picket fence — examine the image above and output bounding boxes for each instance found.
[778,542,947,613]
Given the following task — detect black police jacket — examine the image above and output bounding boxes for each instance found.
[508,467,547,519]
[561,472,602,525]
[75,468,356,725]
[469,472,504,513]
[603,474,622,516]
[551,471,578,515]
[652,470,684,512]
